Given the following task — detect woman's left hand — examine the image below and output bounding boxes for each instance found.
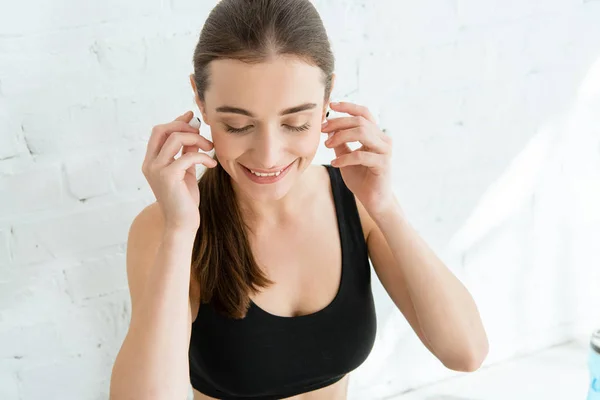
[322,101,394,216]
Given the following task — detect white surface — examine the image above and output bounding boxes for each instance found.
[388,340,590,400]
[1,1,600,399]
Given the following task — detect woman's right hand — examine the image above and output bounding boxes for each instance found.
[142,110,217,232]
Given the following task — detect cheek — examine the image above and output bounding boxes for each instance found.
[211,132,238,158]
[299,129,322,154]
[306,129,325,152]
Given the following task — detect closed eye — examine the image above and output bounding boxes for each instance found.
[225,125,252,133]
[225,123,311,134]
[286,123,311,132]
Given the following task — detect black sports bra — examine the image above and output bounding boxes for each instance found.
[188,164,377,399]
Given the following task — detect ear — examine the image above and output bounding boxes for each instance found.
[189,73,209,124]
[331,72,336,94]
[322,72,336,120]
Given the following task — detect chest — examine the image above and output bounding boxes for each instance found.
[248,204,343,318]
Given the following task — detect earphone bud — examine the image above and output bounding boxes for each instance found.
[324,110,333,140]
[189,116,201,129]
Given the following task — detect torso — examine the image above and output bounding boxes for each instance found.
[189,164,373,400]
[192,375,349,400]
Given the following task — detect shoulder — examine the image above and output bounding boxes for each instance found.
[313,164,374,241]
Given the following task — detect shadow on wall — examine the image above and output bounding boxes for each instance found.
[447,53,600,363]
[345,54,600,400]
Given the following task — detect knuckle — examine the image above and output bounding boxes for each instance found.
[151,124,163,135]
[165,131,184,144]
[171,130,185,139]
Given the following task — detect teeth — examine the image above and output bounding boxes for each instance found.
[249,169,282,177]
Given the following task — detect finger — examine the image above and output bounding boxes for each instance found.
[182,144,200,177]
[333,150,383,169]
[146,120,201,159]
[321,115,362,133]
[167,151,218,174]
[330,138,352,159]
[325,126,388,154]
[182,116,204,176]
[175,110,194,122]
[159,111,196,160]
[329,101,376,124]
[321,115,387,143]
[155,132,213,166]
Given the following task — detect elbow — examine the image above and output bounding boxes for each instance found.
[443,338,489,373]
[453,352,486,372]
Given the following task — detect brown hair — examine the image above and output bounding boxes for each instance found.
[190,0,335,319]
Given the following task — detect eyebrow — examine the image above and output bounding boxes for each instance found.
[215,102,317,117]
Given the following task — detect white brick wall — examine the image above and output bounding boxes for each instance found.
[1,1,599,399]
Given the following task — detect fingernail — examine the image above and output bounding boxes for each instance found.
[321,120,328,128]
[328,132,333,140]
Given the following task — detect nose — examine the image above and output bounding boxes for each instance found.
[252,125,285,168]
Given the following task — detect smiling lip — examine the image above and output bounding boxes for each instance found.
[240,159,296,184]
[241,161,294,173]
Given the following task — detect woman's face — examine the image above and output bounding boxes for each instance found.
[192,55,333,202]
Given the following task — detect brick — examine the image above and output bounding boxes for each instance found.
[51,290,131,356]
[63,254,127,303]
[456,0,537,27]
[0,162,64,218]
[363,0,459,50]
[18,354,110,400]
[0,369,19,400]
[114,96,168,143]
[63,151,114,201]
[0,0,162,36]
[109,146,149,194]
[0,228,11,268]
[0,322,67,361]
[0,262,73,330]
[10,200,145,266]
[17,96,120,156]
[0,98,25,161]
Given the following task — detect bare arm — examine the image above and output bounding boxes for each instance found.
[110,203,198,400]
[367,196,488,372]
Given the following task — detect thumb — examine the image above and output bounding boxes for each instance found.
[174,110,194,122]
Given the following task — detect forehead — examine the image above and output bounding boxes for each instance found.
[204,56,325,113]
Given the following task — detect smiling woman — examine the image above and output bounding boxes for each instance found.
[191,51,333,205]
[109,0,487,399]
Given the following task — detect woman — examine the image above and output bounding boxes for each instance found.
[110,0,489,399]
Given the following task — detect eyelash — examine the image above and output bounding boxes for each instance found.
[225,123,311,134]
